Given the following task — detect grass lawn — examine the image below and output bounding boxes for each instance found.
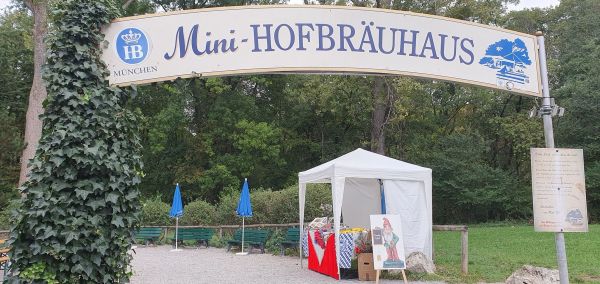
[424,224,600,283]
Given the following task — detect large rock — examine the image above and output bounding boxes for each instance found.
[505,265,560,284]
[405,251,436,274]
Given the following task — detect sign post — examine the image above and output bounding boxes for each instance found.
[535,31,568,284]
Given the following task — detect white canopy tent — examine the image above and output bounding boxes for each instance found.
[298,148,433,275]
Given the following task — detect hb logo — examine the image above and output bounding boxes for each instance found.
[116,28,149,64]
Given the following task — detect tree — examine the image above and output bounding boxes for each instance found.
[0,8,33,207]
[551,0,600,221]
[8,1,143,282]
[19,0,48,185]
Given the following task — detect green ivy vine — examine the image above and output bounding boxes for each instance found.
[6,0,142,283]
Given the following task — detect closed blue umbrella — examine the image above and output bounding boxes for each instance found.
[170,183,184,251]
[236,178,252,255]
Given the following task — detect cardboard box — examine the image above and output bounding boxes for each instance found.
[358,253,376,281]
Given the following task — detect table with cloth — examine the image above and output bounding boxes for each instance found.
[302,228,368,279]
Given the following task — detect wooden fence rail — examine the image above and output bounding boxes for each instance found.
[432,225,468,274]
[142,223,469,274]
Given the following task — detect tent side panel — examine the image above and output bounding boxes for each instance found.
[299,182,307,267]
[383,180,432,259]
[341,178,381,228]
[332,177,345,279]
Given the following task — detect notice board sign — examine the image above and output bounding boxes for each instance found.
[531,148,588,232]
[370,214,406,270]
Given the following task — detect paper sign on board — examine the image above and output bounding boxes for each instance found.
[370,214,406,270]
[531,148,588,232]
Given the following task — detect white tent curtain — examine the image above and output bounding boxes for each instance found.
[341,178,381,228]
[332,176,345,276]
[299,182,306,267]
[383,179,431,258]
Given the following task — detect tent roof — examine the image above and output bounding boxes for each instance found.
[298,148,431,183]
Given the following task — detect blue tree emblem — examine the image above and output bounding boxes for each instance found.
[479,38,532,86]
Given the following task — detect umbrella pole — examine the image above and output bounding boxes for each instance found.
[241,217,245,253]
[175,217,179,251]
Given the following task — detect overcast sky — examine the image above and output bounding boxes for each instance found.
[0,0,561,11]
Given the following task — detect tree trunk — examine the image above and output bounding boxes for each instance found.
[370,0,393,156]
[370,77,387,155]
[19,0,48,185]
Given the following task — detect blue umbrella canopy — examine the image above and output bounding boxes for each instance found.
[169,183,183,218]
[236,178,253,217]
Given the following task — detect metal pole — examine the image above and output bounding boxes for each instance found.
[536,31,569,284]
[175,217,179,251]
[241,217,245,253]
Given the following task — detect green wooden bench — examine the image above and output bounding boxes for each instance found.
[226,229,270,254]
[135,227,162,246]
[169,228,214,248]
[279,227,300,256]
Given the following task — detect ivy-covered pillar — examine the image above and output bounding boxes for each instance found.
[7,1,143,283]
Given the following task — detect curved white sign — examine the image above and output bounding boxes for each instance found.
[102,6,541,97]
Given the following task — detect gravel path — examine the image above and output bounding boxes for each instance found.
[0,246,445,283]
[130,246,444,284]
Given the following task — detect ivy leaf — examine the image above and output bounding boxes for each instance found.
[111,216,124,227]
[65,231,78,244]
[86,199,104,210]
[75,189,93,199]
[106,192,119,204]
[75,71,88,79]
[86,144,100,156]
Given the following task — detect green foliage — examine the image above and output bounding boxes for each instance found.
[214,186,241,225]
[140,197,171,226]
[208,234,226,248]
[0,209,9,231]
[415,132,530,223]
[264,228,285,254]
[0,201,20,230]
[179,199,216,226]
[0,8,32,210]
[20,262,59,284]
[137,183,331,227]
[0,109,22,208]
[7,0,143,283]
[0,8,32,119]
[212,184,331,226]
[551,0,600,222]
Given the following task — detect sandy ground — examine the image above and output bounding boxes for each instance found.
[1,246,445,283]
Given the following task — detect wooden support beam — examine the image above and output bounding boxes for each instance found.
[461,230,468,274]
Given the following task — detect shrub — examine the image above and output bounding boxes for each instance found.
[265,228,285,254]
[303,183,333,222]
[0,200,19,230]
[215,186,240,225]
[140,197,171,226]
[0,208,9,230]
[208,234,226,248]
[214,183,332,225]
[179,200,216,226]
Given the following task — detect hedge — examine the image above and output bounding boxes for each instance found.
[140,183,332,226]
